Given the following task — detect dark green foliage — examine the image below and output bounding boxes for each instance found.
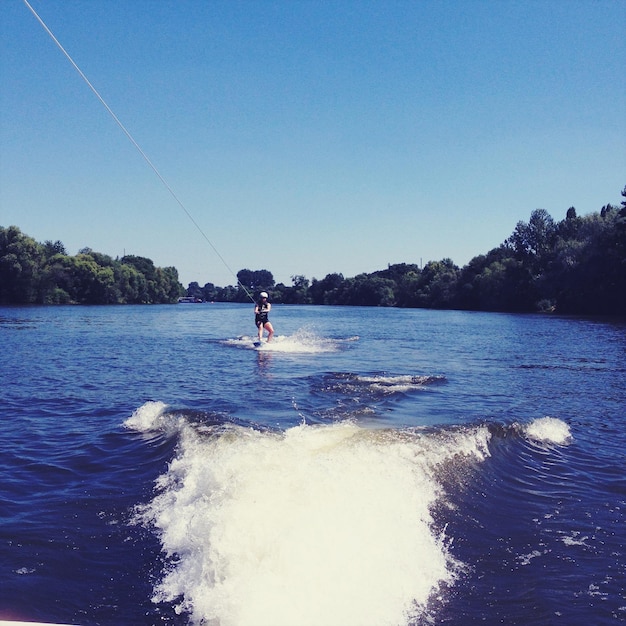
[3,185,624,314]
[412,259,459,309]
[0,226,184,305]
[309,273,345,305]
[201,185,623,315]
[282,275,311,304]
[236,269,274,293]
[0,226,45,304]
[335,274,397,307]
[550,205,626,314]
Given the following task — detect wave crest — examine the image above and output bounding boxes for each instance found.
[134,417,491,626]
[524,416,572,445]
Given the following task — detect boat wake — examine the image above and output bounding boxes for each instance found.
[124,402,573,626]
[316,372,446,396]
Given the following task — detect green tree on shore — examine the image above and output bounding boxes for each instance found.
[3,185,624,314]
[0,226,184,305]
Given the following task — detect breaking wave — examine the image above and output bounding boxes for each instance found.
[125,402,492,626]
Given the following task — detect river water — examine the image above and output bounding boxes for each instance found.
[0,304,624,625]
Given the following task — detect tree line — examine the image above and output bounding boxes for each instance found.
[2,185,625,313]
[188,186,626,316]
[0,227,183,304]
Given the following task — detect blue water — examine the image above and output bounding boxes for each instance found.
[1,304,624,625]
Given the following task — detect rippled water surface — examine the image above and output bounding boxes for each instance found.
[1,304,624,625]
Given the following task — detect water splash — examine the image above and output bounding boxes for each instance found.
[224,328,356,354]
[524,416,572,445]
[128,408,492,626]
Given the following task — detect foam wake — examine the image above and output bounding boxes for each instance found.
[126,403,492,626]
[523,416,572,446]
[329,373,445,395]
[224,328,357,354]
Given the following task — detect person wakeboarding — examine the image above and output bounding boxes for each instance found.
[254,292,274,343]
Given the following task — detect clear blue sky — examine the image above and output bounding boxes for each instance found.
[1,0,624,288]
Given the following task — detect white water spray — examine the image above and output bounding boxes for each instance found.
[126,402,492,626]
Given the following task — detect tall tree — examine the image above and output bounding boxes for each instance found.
[507,208,557,267]
[0,226,44,303]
